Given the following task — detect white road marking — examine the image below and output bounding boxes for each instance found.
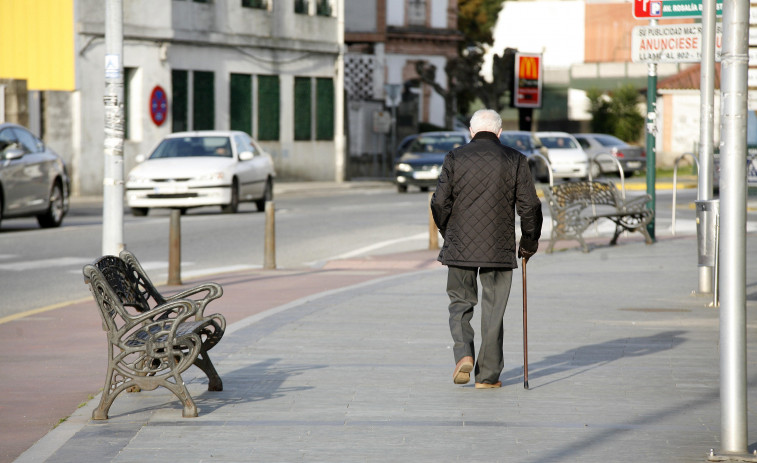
[306,232,428,266]
[0,257,93,271]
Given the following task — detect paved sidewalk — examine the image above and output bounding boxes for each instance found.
[10,231,757,462]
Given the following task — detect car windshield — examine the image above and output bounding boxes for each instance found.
[593,135,625,147]
[150,136,233,159]
[500,133,532,151]
[407,134,467,154]
[539,136,578,150]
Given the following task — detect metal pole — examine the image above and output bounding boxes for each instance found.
[717,0,749,455]
[102,0,125,256]
[698,0,717,294]
[645,19,658,242]
[264,201,276,270]
[522,257,529,390]
[168,209,182,286]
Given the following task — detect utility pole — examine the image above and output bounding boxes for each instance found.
[334,0,346,182]
[645,19,658,242]
[711,0,750,458]
[102,0,125,256]
[696,0,718,295]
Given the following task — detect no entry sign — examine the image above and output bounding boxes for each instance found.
[150,85,168,127]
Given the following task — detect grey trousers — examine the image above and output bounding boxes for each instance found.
[446,265,513,384]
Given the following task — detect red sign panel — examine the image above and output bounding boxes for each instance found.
[634,0,663,18]
[150,85,168,127]
[514,53,542,108]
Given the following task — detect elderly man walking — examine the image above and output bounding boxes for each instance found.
[430,109,543,388]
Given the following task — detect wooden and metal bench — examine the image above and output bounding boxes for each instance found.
[83,250,226,419]
[542,180,654,253]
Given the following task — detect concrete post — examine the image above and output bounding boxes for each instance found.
[168,209,182,286]
[428,192,438,250]
[264,201,276,270]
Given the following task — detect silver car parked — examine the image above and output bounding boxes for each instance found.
[573,133,646,178]
[0,123,70,228]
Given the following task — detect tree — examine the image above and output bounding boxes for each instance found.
[587,84,645,143]
[414,0,504,128]
[458,0,503,45]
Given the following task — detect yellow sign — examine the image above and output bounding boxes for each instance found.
[0,0,75,91]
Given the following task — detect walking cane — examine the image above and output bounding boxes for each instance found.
[522,257,529,390]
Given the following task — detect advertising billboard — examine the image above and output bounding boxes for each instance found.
[514,53,543,108]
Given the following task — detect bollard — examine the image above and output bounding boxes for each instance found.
[428,192,439,250]
[168,209,182,285]
[264,200,276,270]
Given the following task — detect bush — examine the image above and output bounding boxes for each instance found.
[587,84,644,143]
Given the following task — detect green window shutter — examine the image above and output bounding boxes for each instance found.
[193,71,215,130]
[316,77,334,140]
[294,77,312,140]
[258,75,280,141]
[230,73,252,134]
[172,70,188,132]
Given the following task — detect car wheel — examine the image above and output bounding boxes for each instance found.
[256,177,273,212]
[37,182,65,228]
[222,179,239,213]
[131,207,149,217]
[397,184,408,193]
[590,161,601,180]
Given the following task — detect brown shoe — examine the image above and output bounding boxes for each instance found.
[453,356,474,384]
[474,381,502,389]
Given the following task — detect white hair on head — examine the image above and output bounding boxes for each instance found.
[469,109,502,135]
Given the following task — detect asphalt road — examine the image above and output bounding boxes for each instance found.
[0,180,711,319]
[0,182,436,318]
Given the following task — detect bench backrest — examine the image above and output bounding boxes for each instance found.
[92,255,156,313]
[547,181,619,208]
[84,251,167,333]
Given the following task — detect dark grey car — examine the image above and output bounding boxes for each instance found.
[394,131,469,193]
[0,123,70,228]
[499,130,549,182]
[573,133,646,178]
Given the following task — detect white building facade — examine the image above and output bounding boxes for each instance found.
[8,0,343,195]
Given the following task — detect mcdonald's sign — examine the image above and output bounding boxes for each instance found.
[514,53,543,108]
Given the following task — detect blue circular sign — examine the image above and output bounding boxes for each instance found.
[150,86,168,127]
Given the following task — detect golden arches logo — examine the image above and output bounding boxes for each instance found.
[518,56,540,80]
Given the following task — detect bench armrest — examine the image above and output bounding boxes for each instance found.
[164,282,223,319]
[619,194,652,212]
[125,298,199,327]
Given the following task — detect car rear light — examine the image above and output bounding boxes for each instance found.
[641,150,646,158]
[615,150,625,158]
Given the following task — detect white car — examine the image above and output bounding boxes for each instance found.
[534,131,589,180]
[126,131,275,216]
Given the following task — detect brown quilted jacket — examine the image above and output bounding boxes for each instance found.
[430,131,543,268]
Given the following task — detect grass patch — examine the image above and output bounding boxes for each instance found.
[656,165,697,178]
